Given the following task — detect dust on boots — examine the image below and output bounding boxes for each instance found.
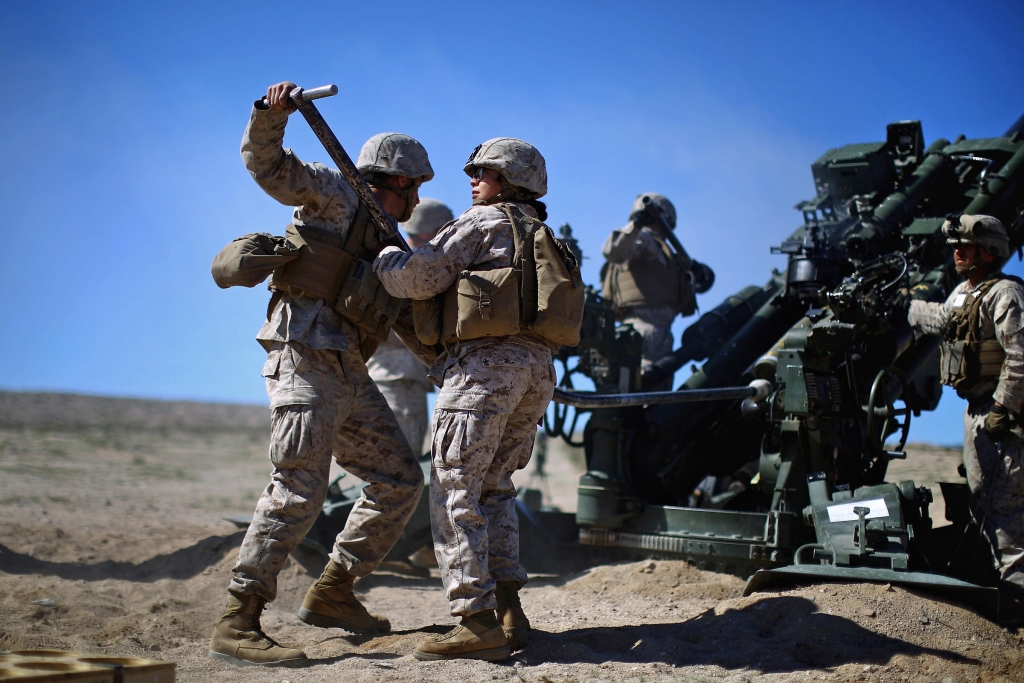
[297,559,391,633]
[208,591,307,667]
[414,610,510,662]
[496,580,530,651]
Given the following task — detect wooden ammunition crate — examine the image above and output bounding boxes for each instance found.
[0,652,114,682]
[0,652,174,683]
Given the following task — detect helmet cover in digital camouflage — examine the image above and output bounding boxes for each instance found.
[630,193,677,229]
[463,137,547,197]
[357,133,434,181]
[402,198,453,236]
[944,214,1010,258]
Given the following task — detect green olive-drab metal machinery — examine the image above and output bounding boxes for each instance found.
[547,114,1024,608]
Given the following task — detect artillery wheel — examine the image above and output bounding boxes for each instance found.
[866,366,912,452]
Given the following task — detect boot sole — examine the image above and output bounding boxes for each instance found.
[208,650,308,667]
[296,606,388,634]
[413,645,511,662]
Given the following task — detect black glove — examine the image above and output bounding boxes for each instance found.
[985,404,1011,440]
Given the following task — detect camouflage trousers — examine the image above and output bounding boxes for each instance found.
[375,379,430,456]
[430,338,556,616]
[621,305,675,391]
[964,401,1024,596]
[229,341,423,602]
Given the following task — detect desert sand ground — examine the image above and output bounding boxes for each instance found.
[1,390,1022,682]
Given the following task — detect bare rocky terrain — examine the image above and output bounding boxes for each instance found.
[1,390,1022,682]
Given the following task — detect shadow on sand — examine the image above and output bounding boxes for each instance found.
[0,532,244,582]
[517,596,977,674]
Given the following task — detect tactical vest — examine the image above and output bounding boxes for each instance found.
[269,203,402,358]
[600,230,696,316]
[939,275,1012,397]
[413,203,585,348]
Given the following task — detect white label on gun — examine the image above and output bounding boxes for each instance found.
[826,498,889,523]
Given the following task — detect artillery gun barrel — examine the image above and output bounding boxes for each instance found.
[961,141,1024,217]
[552,380,771,409]
[642,284,776,390]
[873,139,950,227]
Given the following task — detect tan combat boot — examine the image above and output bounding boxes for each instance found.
[413,610,510,662]
[297,560,390,633]
[208,592,307,667]
[495,581,530,651]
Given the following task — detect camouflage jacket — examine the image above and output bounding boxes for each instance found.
[241,106,360,352]
[374,203,550,382]
[908,273,1024,412]
[601,220,691,313]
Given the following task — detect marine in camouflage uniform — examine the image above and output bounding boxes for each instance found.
[907,214,1024,623]
[375,138,556,661]
[209,81,429,667]
[601,193,713,390]
[367,199,453,455]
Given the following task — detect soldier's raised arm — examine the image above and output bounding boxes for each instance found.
[602,193,677,264]
[240,81,351,212]
[604,220,671,263]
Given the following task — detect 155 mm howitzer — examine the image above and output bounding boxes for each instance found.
[549,114,1024,610]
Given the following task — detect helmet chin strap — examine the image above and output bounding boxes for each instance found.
[369,176,419,222]
[958,262,996,281]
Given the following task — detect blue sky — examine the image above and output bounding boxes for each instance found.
[1,1,1022,445]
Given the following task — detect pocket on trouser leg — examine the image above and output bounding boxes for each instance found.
[266,343,325,408]
[269,405,328,471]
[262,350,282,379]
[432,411,469,469]
[516,434,537,471]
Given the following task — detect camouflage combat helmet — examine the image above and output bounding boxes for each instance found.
[357,133,434,181]
[630,193,677,229]
[943,214,1010,258]
[464,138,547,198]
[402,198,453,236]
